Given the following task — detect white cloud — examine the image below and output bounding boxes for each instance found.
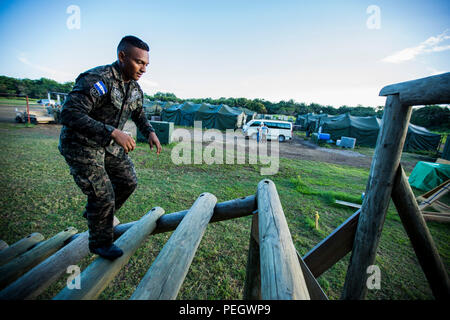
[138,78,160,94]
[17,53,72,81]
[382,29,450,63]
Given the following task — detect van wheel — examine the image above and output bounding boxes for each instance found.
[279,135,285,142]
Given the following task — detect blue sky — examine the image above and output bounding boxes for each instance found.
[0,0,449,108]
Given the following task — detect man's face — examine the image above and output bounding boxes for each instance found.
[118,46,149,82]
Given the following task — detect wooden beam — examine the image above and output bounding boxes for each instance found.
[0,217,120,300]
[296,251,328,300]
[54,208,164,300]
[423,214,450,223]
[418,179,449,200]
[0,227,77,289]
[391,165,450,300]
[335,200,362,209]
[303,209,360,278]
[243,213,261,300]
[418,181,449,211]
[257,179,310,300]
[0,233,44,267]
[113,195,257,238]
[342,94,412,300]
[130,193,217,300]
[379,72,450,106]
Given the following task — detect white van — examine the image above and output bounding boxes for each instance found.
[242,119,293,142]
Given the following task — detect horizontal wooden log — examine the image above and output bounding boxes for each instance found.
[303,209,360,278]
[54,208,164,300]
[0,227,78,289]
[0,241,8,251]
[423,214,450,223]
[113,195,257,238]
[391,165,450,299]
[379,72,450,106]
[0,233,44,267]
[0,217,120,300]
[421,211,450,217]
[131,193,217,300]
[257,179,310,300]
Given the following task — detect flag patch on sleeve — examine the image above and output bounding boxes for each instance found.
[90,81,107,97]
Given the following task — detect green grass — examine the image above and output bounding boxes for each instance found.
[0,123,448,300]
[0,97,39,106]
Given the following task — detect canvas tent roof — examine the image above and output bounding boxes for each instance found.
[318,113,441,152]
[161,102,245,130]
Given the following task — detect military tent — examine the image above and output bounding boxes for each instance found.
[318,113,441,152]
[161,102,245,130]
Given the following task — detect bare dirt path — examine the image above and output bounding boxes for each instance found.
[1,121,431,171]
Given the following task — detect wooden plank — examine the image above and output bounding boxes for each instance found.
[421,211,450,217]
[436,158,450,165]
[257,179,310,300]
[0,227,78,289]
[303,209,360,278]
[243,213,261,300]
[391,165,450,299]
[0,233,44,267]
[130,193,217,300]
[335,200,362,209]
[342,94,412,300]
[379,72,450,106]
[0,216,120,300]
[423,214,450,223]
[418,179,449,200]
[54,208,164,300]
[418,181,449,211]
[296,251,328,300]
[113,195,257,238]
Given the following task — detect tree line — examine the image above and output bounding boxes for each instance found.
[0,75,74,99]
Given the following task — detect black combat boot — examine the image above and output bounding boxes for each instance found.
[90,244,124,261]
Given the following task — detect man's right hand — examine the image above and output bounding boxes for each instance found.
[111,129,136,153]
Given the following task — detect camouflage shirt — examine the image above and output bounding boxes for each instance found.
[59,61,154,156]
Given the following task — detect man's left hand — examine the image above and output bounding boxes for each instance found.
[148,131,162,155]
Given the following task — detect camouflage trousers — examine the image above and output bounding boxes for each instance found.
[59,143,137,249]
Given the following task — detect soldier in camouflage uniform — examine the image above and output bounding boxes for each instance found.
[59,36,162,260]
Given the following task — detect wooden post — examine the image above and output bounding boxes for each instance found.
[257,179,310,300]
[243,213,261,300]
[303,209,360,278]
[130,193,217,300]
[0,227,77,289]
[391,165,450,300]
[342,94,412,300]
[54,208,164,300]
[26,95,30,124]
[0,233,44,266]
[0,217,120,300]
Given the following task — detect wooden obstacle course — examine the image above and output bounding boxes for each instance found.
[1,73,449,300]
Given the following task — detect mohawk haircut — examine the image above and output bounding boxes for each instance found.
[117,35,149,54]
